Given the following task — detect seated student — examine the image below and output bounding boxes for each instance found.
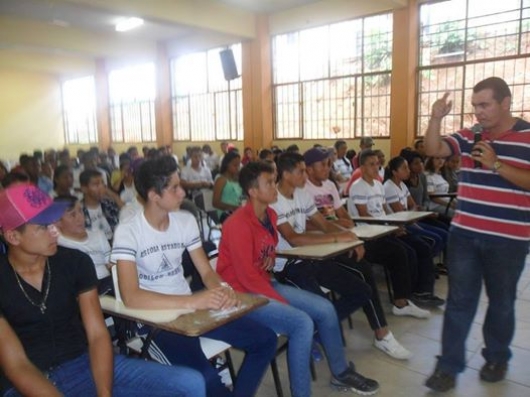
[333,140,354,181]
[312,151,427,316]
[441,154,460,193]
[180,146,214,198]
[51,164,80,199]
[111,156,277,397]
[55,195,113,295]
[80,169,123,242]
[302,148,411,359]
[73,150,109,191]
[424,156,456,217]
[202,144,219,173]
[271,153,374,323]
[258,148,274,162]
[212,151,243,223]
[349,150,444,307]
[110,153,130,191]
[0,183,206,397]
[383,156,448,260]
[217,161,380,396]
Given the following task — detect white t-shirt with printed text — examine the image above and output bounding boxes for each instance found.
[303,179,342,221]
[87,205,113,240]
[111,211,202,295]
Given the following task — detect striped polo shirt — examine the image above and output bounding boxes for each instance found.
[444,118,530,241]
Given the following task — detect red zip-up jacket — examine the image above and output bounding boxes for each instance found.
[217,202,287,303]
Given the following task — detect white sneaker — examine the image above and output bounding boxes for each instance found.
[392,300,431,319]
[374,331,412,360]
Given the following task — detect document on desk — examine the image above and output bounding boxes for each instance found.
[99,295,194,323]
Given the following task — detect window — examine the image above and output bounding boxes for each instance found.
[171,44,243,142]
[272,13,393,140]
[62,76,98,144]
[108,63,156,143]
[418,0,530,135]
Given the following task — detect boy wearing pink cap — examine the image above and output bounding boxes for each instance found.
[0,184,205,396]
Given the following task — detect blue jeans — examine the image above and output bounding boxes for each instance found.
[4,353,205,397]
[150,316,277,397]
[437,229,529,374]
[246,281,349,397]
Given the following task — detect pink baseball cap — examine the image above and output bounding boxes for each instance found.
[0,184,69,232]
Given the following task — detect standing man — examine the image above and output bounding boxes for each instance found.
[424,77,530,392]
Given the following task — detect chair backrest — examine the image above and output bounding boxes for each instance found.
[193,190,215,211]
[111,265,123,302]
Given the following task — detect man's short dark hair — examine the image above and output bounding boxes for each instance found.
[135,155,178,201]
[79,169,102,187]
[286,144,299,153]
[276,152,304,180]
[258,149,272,160]
[334,140,347,150]
[473,77,511,103]
[239,161,274,196]
[359,149,378,166]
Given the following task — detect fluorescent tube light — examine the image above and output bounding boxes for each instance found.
[115,17,144,32]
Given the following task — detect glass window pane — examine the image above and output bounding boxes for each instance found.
[62,76,97,144]
[171,44,243,142]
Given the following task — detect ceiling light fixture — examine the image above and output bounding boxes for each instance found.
[115,17,144,32]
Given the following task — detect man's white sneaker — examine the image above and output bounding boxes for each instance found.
[374,331,412,360]
[392,300,431,319]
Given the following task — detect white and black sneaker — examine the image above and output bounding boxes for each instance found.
[330,362,379,395]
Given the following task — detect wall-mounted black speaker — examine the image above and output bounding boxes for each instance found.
[219,48,239,81]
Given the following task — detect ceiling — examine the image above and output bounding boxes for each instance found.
[0,0,406,78]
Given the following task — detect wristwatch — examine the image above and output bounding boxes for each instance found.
[492,160,503,173]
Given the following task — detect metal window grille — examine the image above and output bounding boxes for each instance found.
[417,0,530,135]
[272,13,393,140]
[171,44,243,142]
[108,63,156,143]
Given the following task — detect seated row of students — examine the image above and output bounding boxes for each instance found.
[0,184,207,396]
[0,140,452,395]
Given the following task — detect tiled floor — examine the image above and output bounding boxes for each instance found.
[243,254,530,397]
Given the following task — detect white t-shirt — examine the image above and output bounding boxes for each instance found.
[120,184,137,205]
[270,188,318,272]
[425,172,450,210]
[58,230,111,279]
[86,205,113,240]
[203,153,220,171]
[348,178,386,218]
[425,172,449,194]
[303,179,342,221]
[181,165,213,185]
[119,200,143,224]
[384,180,411,213]
[111,211,202,295]
[333,157,353,179]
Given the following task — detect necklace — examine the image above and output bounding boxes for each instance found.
[11,260,51,314]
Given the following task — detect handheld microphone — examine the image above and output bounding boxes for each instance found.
[471,123,483,169]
